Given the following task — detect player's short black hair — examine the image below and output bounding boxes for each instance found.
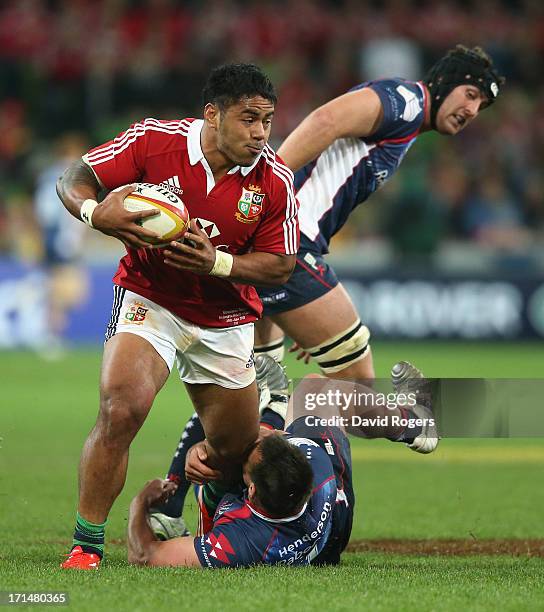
[202,63,277,110]
[249,435,313,518]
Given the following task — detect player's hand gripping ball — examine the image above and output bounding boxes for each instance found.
[123,183,189,246]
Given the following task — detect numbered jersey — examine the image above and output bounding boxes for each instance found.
[296,78,428,253]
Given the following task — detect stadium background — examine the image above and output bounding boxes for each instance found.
[1,0,544,346]
[1,1,543,609]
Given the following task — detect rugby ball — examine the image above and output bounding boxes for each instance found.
[123,183,189,246]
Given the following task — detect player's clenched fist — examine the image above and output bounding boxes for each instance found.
[137,478,178,507]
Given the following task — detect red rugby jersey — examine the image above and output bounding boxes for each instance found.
[83,118,299,327]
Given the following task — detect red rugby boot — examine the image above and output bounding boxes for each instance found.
[60,546,101,570]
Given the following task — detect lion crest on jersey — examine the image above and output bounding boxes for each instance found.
[236,184,264,223]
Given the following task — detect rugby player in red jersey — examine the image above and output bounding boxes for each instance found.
[57,63,298,569]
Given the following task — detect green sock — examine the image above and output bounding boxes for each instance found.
[72,512,107,558]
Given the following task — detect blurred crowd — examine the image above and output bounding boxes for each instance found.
[1,0,543,268]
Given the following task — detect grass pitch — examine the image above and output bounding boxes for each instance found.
[1,342,544,610]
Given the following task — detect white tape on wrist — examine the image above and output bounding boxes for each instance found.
[80,199,99,228]
[209,250,234,277]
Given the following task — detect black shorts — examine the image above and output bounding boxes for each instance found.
[258,249,339,316]
[286,416,355,565]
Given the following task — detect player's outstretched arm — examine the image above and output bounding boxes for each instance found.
[278,88,384,172]
[164,220,295,286]
[128,479,201,567]
[56,160,160,249]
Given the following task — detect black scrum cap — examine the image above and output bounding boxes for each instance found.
[424,45,504,129]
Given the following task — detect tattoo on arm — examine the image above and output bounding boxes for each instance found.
[56,160,101,219]
[59,160,100,193]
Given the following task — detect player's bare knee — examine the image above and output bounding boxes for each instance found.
[213,439,254,464]
[98,381,155,440]
[207,431,257,465]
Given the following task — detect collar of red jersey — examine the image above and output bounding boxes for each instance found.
[187,119,263,176]
[245,499,308,523]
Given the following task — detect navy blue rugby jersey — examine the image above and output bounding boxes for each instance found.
[193,436,339,567]
[295,78,428,253]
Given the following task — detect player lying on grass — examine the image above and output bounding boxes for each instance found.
[127,357,435,566]
[254,45,504,380]
[128,359,352,567]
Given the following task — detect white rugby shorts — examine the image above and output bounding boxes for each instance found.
[105,287,255,389]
